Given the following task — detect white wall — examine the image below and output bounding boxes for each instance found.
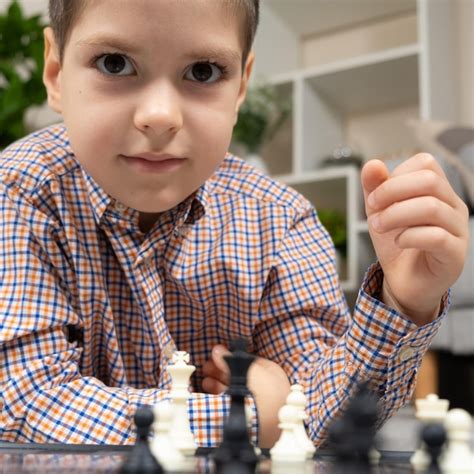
[300,0,473,127]
[302,13,418,70]
[0,0,47,17]
[455,0,474,126]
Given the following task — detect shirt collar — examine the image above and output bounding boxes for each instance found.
[82,168,114,225]
[82,164,208,231]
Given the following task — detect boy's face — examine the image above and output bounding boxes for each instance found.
[43,0,253,217]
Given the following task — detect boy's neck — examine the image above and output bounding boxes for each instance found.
[138,212,161,234]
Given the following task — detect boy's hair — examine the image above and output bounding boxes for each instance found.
[48,0,260,68]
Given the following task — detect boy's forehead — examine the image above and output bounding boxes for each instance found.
[70,0,246,55]
[76,0,244,28]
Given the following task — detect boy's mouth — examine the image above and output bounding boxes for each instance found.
[120,153,187,173]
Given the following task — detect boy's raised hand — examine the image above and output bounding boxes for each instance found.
[361,154,469,326]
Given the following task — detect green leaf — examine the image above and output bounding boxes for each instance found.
[232,83,291,153]
[0,0,47,147]
[7,1,23,23]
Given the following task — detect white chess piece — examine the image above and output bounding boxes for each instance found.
[167,350,197,457]
[410,393,449,472]
[270,403,307,464]
[286,384,315,460]
[442,408,474,474]
[151,402,189,471]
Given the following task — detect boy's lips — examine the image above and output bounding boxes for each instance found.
[120,153,187,173]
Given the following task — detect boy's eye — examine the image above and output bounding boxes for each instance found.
[185,62,224,83]
[95,54,135,76]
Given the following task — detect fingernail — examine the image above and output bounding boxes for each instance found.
[213,345,224,356]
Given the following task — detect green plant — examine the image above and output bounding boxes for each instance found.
[317,209,347,256]
[232,83,290,153]
[0,0,47,148]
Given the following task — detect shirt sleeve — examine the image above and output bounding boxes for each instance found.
[0,187,258,446]
[255,206,447,447]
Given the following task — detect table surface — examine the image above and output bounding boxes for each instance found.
[0,442,414,473]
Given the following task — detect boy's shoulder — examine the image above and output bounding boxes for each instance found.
[0,123,78,194]
[209,154,312,215]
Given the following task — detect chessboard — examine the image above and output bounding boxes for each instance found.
[2,344,472,473]
[0,442,417,473]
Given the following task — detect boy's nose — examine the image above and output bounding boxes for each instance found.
[133,83,183,137]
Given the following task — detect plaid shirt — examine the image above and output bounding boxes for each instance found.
[0,124,445,447]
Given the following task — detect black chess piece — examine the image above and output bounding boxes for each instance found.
[349,382,379,464]
[120,407,164,474]
[422,422,446,474]
[213,338,258,474]
[328,381,379,474]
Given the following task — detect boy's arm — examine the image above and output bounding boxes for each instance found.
[199,153,467,448]
[249,153,467,447]
[251,204,446,447]
[0,192,254,446]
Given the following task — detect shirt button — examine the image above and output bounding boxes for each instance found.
[114,201,126,212]
[399,346,416,362]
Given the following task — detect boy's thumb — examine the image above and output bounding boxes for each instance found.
[361,159,389,215]
[212,344,231,373]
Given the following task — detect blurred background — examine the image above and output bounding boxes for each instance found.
[1,0,473,418]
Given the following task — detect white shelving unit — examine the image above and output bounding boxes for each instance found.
[249,0,458,293]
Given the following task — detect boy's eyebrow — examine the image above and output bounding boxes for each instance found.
[184,46,242,64]
[75,35,241,64]
[75,34,140,53]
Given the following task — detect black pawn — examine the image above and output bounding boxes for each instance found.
[120,407,164,474]
[213,338,258,474]
[422,423,446,474]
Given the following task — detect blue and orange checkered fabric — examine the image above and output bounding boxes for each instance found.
[0,125,446,446]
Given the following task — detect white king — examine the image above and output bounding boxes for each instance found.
[167,350,197,457]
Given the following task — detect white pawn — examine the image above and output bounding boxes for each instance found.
[167,350,197,457]
[286,384,315,459]
[410,393,449,472]
[151,402,188,472]
[442,408,474,474]
[270,404,307,464]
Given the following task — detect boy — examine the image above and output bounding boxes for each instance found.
[0,0,468,449]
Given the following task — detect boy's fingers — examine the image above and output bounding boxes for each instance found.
[370,196,462,237]
[212,344,231,374]
[361,160,389,216]
[202,376,228,395]
[394,225,459,257]
[389,153,446,179]
[202,358,228,386]
[366,169,461,212]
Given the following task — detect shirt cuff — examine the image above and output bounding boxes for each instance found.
[348,263,448,390]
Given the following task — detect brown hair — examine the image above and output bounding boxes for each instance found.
[48,0,260,68]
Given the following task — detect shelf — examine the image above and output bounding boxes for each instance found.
[304,45,420,115]
[265,0,417,38]
[276,164,359,185]
[355,220,370,233]
[252,0,458,296]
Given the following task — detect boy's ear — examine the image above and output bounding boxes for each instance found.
[43,27,62,114]
[234,51,255,124]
